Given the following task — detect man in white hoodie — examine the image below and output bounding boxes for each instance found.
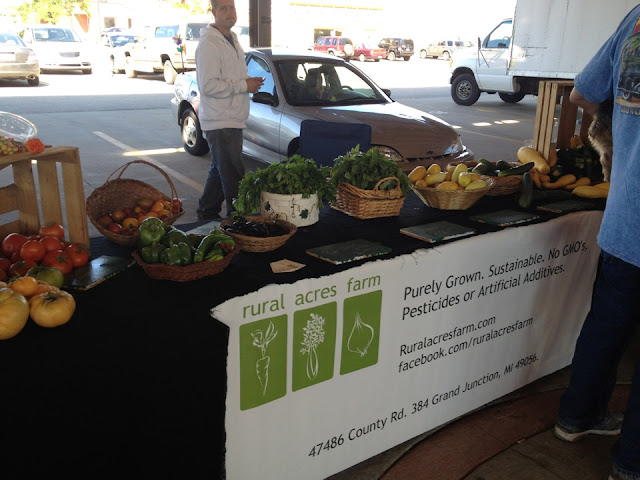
[195,0,263,220]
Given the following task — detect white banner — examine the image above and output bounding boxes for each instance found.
[212,211,603,480]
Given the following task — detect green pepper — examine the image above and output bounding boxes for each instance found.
[161,242,193,266]
[166,228,189,247]
[193,230,235,262]
[139,217,166,246]
[140,243,167,263]
[187,233,205,249]
[160,226,177,247]
[204,246,224,262]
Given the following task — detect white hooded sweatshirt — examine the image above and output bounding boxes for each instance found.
[195,24,249,131]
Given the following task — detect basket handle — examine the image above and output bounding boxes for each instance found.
[105,159,179,201]
[373,176,402,193]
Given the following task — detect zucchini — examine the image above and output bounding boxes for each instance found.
[478,158,497,169]
[472,163,490,175]
[498,162,534,177]
[495,160,512,171]
[518,171,533,209]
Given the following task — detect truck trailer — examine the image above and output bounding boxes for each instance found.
[449,0,639,105]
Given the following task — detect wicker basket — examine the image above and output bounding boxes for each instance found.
[220,216,297,252]
[331,177,406,219]
[446,161,523,196]
[412,177,495,210]
[131,244,240,282]
[86,160,184,247]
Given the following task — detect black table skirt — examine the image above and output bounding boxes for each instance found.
[1,191,602,479]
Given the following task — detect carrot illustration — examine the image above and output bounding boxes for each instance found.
[251,321,278,395]
[300,313,325,380]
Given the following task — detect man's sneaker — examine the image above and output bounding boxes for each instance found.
[554,414,622,442]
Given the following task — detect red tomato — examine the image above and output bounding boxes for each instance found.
[38,223,65,240]
[0,257,11,273]
[171,198,182,214]
[40,236,66,252]
[1,233,29,257]
[20,239,47,262]
[0,269,6,282]
[42,250,73,275]
[10,251,22,263]
[64,244,89,267]
[28,234,41,241]
[108,223,123,234]
[8,259,37,278]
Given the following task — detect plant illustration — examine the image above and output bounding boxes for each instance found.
[251,321,278,395]
[346,312,374,357]
[300,313,326,380]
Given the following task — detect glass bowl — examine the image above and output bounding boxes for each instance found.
[0,111,38,143]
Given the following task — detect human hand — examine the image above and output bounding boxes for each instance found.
[246,76,265,93]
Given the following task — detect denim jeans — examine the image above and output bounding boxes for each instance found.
[558,250,640,477]
[197,128,244,219]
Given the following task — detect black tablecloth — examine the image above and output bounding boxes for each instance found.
[1,192,602,479]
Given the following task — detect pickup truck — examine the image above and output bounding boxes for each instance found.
[123,20,208,84]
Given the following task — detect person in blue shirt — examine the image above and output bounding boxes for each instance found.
[554,5,640,480]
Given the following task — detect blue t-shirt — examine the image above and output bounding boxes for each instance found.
[574,5,640,268]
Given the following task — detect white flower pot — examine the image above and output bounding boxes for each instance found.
[260,191,319,227]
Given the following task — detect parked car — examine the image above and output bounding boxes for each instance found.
[312,36,354,60]
[122,20,208,84]
[378,38,414,61]
[18,25,92,74]
[422,40,467,60]
[170,49,473,171]
[100,31,137,74]
[0,32,40,86]
[352,43,386,62]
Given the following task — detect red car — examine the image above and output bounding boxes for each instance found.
[353,43,387,62]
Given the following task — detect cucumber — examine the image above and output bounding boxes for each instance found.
[498,162,534,177]
[518,171,533,209]
[472,163,490,175]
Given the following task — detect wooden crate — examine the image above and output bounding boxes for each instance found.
[532,80,593,160]
[0,146,90,250]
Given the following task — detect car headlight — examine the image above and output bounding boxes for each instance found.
[444,137,463,155]
[375,146,403,162]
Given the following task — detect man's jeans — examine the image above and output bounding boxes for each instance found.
[197,128,244,219]
[558,250,640,477]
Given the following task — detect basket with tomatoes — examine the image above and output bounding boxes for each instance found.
[86,160,184,247]
[0,223,90,283]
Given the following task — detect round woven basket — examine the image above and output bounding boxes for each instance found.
[220,216,297,252]
[331,176,406,219]
[86,160,184,247]
[446,161,522,196]
[131,244,240,282]
[412,177,495,210]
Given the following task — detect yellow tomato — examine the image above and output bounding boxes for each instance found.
[29,290,76,328]
[9,275,39,297]
[0,287,29,340]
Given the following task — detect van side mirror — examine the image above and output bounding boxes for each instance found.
[477,37,481,50]
[382,88,391,98]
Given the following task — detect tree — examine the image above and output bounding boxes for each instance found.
[17,0,91,24]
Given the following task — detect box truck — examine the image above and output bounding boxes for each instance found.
[449,0,639,105]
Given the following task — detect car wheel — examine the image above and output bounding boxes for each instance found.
[442,51,451,61]
[403,56,411,61]
[125,57,137,78]
[343,44,354,57]
[27,77,39,86]
[181,109,209,156]
[498,92,526,103]
[359,54,366,62]
[387,51,396,61]
[82,69,92,74]
[164,60,178,85]
[420,49,427,59]
[451,73,481,106]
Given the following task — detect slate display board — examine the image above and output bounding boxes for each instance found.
[64,255,134,290]
[469,209,540,227]
[400,221,476,243]
[306,239,392,265]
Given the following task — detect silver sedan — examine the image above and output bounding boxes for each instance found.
[0,32,39,86]
[170,49,473,171]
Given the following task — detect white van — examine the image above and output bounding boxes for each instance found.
[19,26,92,74]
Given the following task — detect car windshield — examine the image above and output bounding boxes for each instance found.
[275,60,386,106]
[33,28,81,42]
[0,33,26,46]
[111,35,136,47]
